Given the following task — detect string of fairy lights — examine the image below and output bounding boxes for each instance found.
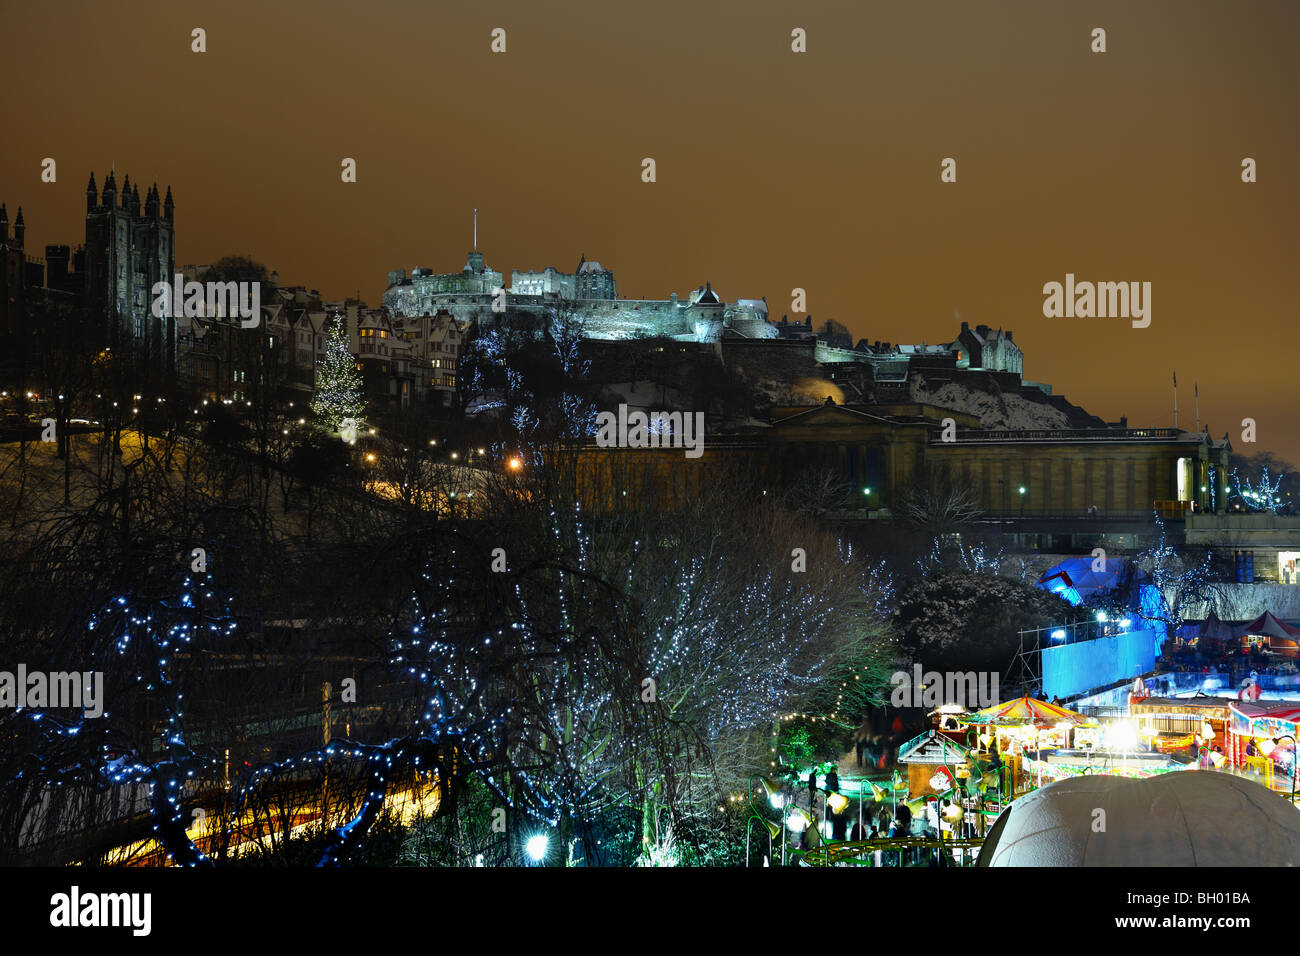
[16,471,897,864]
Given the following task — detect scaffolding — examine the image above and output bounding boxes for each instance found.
[1008,619,1089,697]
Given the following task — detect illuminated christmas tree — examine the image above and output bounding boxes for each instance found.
[310,321,365,434]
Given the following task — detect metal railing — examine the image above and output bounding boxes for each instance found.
[936,427,1181,443]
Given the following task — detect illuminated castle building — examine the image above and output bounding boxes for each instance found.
[382,216,778,342]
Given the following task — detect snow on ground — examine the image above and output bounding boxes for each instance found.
[909,378,1074,430]
[601,381,691,410]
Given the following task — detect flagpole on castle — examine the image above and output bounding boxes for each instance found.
[473,208,477,252]
[1173,370,1179,431]
[1194,382,1200,434]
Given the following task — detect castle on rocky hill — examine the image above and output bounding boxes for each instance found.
[382,220,778,342]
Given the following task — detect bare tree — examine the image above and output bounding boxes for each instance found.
[898,464,983,536]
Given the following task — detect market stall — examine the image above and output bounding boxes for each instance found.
[958,696,1097,792]
[1226,701,1300,783]
[1239,611,1300,657]
[1128,695,1233,757]
[896,729,972,798]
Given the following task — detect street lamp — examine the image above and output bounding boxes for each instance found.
[1110,721,1137,772]
[746,816,782,867]
[525,833,548,864]
[746,776,788,866]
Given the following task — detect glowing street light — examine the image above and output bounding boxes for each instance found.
[525,834,548,863]
[784,807,812,833]
[760,777,785,809]
[507,456,522,471]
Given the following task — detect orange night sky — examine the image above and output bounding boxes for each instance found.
[2,0,1297,460]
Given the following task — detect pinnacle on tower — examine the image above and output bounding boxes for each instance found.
[121,174,131,207]
[86,172,98,210]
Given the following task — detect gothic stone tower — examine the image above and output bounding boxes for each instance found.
[83,171,176,372]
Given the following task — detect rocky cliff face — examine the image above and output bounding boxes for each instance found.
[907,371,1106,430]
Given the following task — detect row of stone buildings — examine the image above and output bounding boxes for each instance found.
[0,173,463,411]
[178,271,461,409]
[2,177,1037,416]
[0,173,177,371]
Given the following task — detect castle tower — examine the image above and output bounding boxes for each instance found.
[13,207,24,250]
[84,170,176,372]
[0,204,7,243]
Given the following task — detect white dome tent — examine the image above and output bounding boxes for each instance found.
[979,771,1300,866]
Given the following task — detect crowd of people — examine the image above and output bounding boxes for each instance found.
[1160,641,1296,679]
